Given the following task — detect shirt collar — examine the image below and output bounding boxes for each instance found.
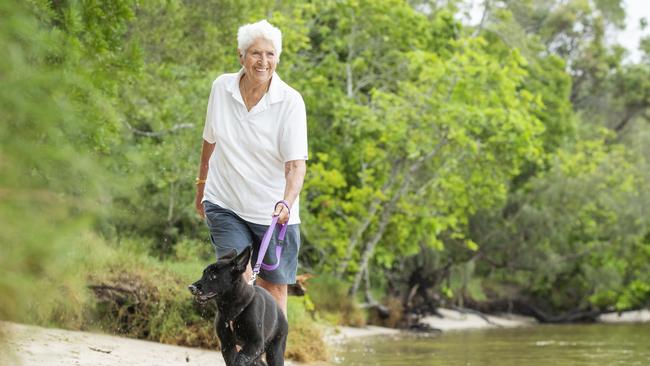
[227,68,285,105]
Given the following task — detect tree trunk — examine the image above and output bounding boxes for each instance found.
[349,138,448,296]
[336,163,401,277]
[167,180,175,223]
[335,198,380,277]
[349,212,391,297]
[350,174,411,296]
[611,107,644,133]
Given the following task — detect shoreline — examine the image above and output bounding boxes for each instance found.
[420,308,538,331]
[324,308,538,344]
[598,309,650,323]
[2,309,648,365]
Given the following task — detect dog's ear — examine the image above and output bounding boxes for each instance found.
[233,246,252,273]
[220,249,238,261]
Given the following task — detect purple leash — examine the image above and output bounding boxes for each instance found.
[249,201,289,285]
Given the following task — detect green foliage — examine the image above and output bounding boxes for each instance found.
[284,2,553,293]
[473,129,650,312]
[308,275,366,327]
[0,0,134,323]
[455,0,650,316]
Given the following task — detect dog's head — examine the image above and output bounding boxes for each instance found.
[288,273,315,296]
[188,246,251,303]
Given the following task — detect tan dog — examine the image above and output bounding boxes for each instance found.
[287,273,314,296]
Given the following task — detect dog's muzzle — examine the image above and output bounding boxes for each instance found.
[188,284,199,295]
[188,284,216,303]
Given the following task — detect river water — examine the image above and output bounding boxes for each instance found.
[333,324,650,365]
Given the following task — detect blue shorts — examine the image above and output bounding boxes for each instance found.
[203,200,300,285]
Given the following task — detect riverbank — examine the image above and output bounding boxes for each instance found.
[325,308,537,343]
[420,308,538,331]
[3,309,647,365]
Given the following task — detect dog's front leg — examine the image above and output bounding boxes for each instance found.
[222,347,238,366]
[217,321,239,366]
[221,344,240,366]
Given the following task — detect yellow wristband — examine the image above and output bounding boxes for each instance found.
[195,177,207,185]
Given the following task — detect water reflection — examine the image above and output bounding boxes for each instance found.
[334,324,650,365]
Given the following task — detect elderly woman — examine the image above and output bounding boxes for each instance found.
[194,20,307,314]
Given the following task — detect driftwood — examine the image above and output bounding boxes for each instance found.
[88,284,145,305]
[359,302,391,319]
[86,277,159,338]
[451,305,501,327]
[389,257,606,327]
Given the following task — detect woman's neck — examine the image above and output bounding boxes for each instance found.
[241,74,271,96]
[240,74,271,111]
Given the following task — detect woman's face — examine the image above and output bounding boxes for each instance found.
[239,38,278,85]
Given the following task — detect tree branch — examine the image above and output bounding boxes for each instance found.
[337,160,403,277]
[611,107,644,133]
[125,122,194,137]
[472,0,491,38]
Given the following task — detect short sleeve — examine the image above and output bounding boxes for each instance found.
[202,81,217,144]
[280,94,308,162]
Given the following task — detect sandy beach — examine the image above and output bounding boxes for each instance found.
[1,322,231,366]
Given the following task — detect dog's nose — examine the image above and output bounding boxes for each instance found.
[188,284,198,295]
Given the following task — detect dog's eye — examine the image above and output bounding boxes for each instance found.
[211,275,218,280]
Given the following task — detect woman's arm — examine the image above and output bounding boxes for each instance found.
[274,159,307,224]
[195,139,216,218]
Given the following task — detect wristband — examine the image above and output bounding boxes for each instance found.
[195,177,207,185]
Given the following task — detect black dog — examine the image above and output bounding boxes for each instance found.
[188,246,288,366]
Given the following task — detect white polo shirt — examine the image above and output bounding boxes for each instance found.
[201,69,308,225]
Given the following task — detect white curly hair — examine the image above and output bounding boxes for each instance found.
[237,20,283,58]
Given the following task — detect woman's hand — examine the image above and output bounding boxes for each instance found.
[273,201,290,224]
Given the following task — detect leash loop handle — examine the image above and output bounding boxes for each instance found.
[249,201,289,285]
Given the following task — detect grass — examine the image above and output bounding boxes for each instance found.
[308,274,367,327]
[286,296,328,362]
[3,234,378,363]
[10,237,331,361]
